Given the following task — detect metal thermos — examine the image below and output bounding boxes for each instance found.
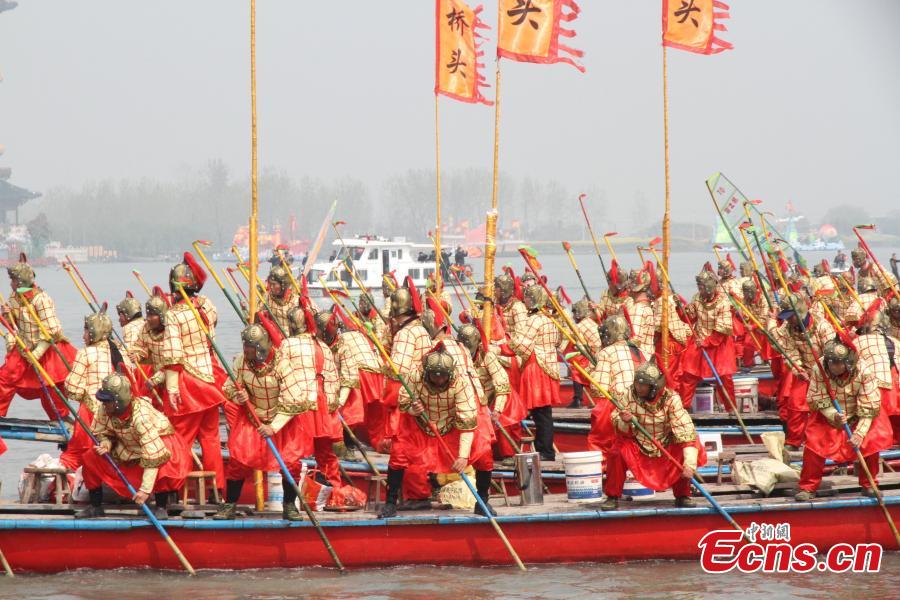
[514,452,543,506]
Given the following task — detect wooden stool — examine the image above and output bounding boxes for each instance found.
[181,471,220,506]
[23,467,72,505]
[519,436,536,454]
[492,476,511,507]
[716,451,737,484]
[365,474,387,512]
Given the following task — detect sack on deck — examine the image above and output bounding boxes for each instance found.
[733,457,800,496]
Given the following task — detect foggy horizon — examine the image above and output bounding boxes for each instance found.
[2,1,900,234]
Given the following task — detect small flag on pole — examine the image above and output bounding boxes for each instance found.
[663,0,733,55]
[498,0,585,72]
[436,0,493,105]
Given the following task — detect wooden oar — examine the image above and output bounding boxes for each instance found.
[769,255,900,547]
[174,285,346,570]
[578,193,609,280]
[132,269,153,296]
[567,360,747,537]
[319,277,526,571]
[562,241,593,303]
[0,314,197,574]
[64,255,102,307]
[193,240,249,326]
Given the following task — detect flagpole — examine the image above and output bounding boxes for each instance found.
[482,55,501,342]
[435,94,443,294]
[249,0,264,512]
[249,0,259,321]
[660,44,671,368]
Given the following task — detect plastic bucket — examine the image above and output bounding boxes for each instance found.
[622,470,656,500]
[699,432,723,461]
[561,451,603,503]
[692,385,715,413]
[266,471,284,511]
[734,377,759,414]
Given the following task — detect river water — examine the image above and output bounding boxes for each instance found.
[2,252,898,595]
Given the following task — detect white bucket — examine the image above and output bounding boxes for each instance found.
[622,470,656,500]
[734,377,759,414]
[562,451,603,503]
[692,385,715,413]
[699,432,723,461]
[266,471,284,511]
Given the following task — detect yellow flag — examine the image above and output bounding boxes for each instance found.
[435,0,493,104]
[497,0,585,72]
[663,0,733,55]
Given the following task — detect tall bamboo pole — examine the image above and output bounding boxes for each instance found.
[249,0,263,512]
[660,45,671,367]
[435,94,443,294]
[249,0,259,321]
[481,54,502,342]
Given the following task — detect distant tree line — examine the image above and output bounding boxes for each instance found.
[22,161,609,257]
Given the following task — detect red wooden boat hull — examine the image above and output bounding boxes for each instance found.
[1,498,896,572]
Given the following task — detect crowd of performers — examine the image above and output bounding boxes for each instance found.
[0,240,898,519]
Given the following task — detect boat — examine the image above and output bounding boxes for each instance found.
[1,477,897,572]
[304,235,479,296]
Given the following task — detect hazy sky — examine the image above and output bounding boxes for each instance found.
[1,0,899,226]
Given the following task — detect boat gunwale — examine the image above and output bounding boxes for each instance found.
[1,494,897,531]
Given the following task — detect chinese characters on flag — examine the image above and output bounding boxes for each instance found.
[435,0,493,105]
[497,0,585,72]
[662,0,733,55]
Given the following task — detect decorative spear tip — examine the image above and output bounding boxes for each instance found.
[649,237,662,246]
[604,231,618,238]
[562,241,572,251]
[578,193,586,201]
[194,239,213,246]
[855,224,876,230]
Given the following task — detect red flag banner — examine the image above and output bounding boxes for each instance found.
[436,0,493,105]
[498,0,585,72]
[662,0,733,55]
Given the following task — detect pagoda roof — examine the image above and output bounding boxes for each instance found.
[0,179,41,210]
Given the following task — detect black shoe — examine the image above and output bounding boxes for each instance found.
[566,400,582,409]
[399,499,431,511]
[674,496,695,508]
[784,444,800,452]
[212,502,237,520]
[378,502,398,519]
[151,505,168,520]
[861,487,877,498]
[74,505,105,519]
[599,497,619,511]
[474,499,497,517]
[282,503,303,521]
[540,454,556,463]
[794,490,816,502]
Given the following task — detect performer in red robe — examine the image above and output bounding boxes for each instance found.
[76,374,191,519]
[0,255,77,420]
[601,362,707,510]
[795,340,894,500]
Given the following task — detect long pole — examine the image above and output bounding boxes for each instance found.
[568,360,745,536]
[578,194,609,279]
[647,246,754,444]
[562,242,592,303]
[482,39,502,348]
[193,240,249,325]
[768,263,899,546]
[661,45,671,369]
[0,315,197,574]
[434,93,443,295]
[174,285,345,568]
[335,287,525,571]
[248,0,259,321]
